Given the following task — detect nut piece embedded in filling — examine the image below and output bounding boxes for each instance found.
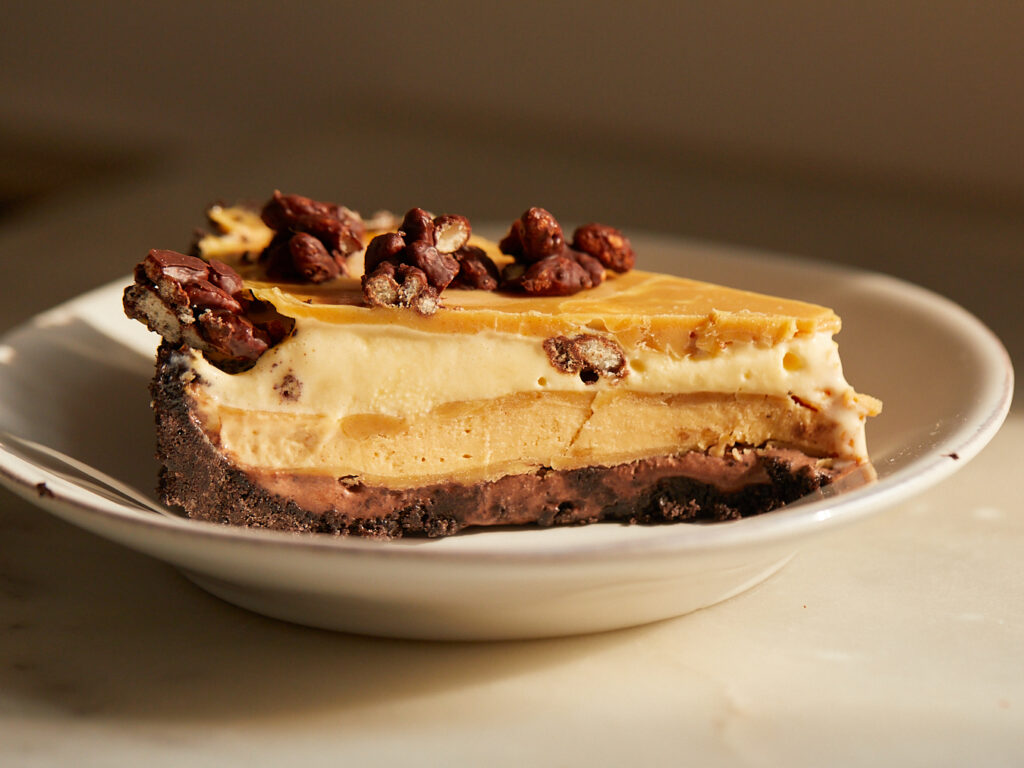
[543,333,628,384]
[123,249,293,372]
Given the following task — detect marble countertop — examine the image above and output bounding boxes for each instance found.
[0,137,1020,766]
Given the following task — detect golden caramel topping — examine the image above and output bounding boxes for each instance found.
[248,269,839,356]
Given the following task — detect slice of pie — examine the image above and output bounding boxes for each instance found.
[125,193,880,538]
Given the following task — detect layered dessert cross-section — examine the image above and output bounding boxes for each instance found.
[125,194,881,538]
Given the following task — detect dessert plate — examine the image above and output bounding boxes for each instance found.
[0,238,1012,640]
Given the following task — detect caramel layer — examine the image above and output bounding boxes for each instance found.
[249,268,839,356]
[194,388,840,489]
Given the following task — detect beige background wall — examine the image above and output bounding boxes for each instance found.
[4,2,1023,196]
[1,1,1021,370]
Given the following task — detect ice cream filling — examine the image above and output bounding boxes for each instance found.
[178,262,878,488]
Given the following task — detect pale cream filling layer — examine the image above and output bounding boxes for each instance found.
[187,318,876,463]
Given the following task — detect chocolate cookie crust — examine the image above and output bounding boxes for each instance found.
[152,343,844,540]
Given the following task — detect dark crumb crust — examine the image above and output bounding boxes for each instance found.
[152,343,835,540]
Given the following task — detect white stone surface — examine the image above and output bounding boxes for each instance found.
[0,136,1020,767]
[0,415,1020,766]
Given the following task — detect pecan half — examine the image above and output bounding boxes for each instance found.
[542,333,628,384]
[407,240,460,290]
[398,207,435,245]
[571,223,635,273]
[257,190,365,283]
[288,232,341,283]
[207,259,245,295]
[450,245,500,290]
[124,249,293,372]
[364,231,406,274]
[262,191,364,244]
[519,253,593,296]
[183,277,242,314]
[499,207,564,262]
[567,249,606,287]
[407,241,460,291]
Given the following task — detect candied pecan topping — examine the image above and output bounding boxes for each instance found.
[500,261,527,285]
[571,223,635,273]
[407,241,460,290]
[183,278,243,314]
[500,249,606,296]
[123,249,293,373]
[258,190,364,283]
[570,250,607,286]
[399,207,436,245]
[361,207,477,314]
[433,214,471,254]
[362,260,401,306]
[500,207,564,262]
[287,231,341,283]
[362,261,441,316]
[141,249,209,285]
[190,196,635,314]
[198,310,265,359]
[396,264,440,315]
[364,231,405,274]
[519,254,592,296]
[499,208,627,296]
[450,245,500,290]
[543,333,628,384]
[207,259,244,295]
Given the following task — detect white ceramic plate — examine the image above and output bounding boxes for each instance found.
[0,237,1012,640]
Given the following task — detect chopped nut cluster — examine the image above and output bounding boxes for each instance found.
[450,245,501,290]
[543,333,629,384]
[259,191,365,283]
[361,205,634,310]
[572,223,636,273]
[499,208,634,296]
[123,250,293,372]
[499,207,565,262]
[133,195,638,343]
[361,208,498,315]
